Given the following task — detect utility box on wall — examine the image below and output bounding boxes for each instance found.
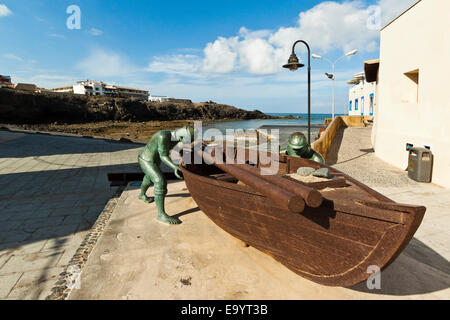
[408,147,433,183]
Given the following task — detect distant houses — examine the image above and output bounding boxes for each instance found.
[149,95,170,102]
[51,80,149,101]
[148,95,192,104]
[368,0,450,188]
[0,75,12,88]
[1,76,191,104]
[347,71,376,116]
[14,83,37,92]
[0,75,38,92]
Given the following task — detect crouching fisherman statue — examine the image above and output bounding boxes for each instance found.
[281,132,325,164]
[138,126,195,225]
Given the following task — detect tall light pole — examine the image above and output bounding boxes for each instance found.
[312,50,358,120]
[283,40,312,145]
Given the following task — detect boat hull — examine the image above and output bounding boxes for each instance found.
[181,150,425,287]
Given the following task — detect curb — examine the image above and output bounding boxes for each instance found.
[46,186,126,300]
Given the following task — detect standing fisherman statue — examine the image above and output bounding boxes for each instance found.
[138,126,195,225]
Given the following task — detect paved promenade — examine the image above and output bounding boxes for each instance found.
[68,127,450,300]
[0,130,141,299]
[331,127,450,259]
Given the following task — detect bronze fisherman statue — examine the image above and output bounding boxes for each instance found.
[282,132,325,164]
[138,126,195,225]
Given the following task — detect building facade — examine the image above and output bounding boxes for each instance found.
[149,95,170,102]
[51,81,149,101]
[115,86,149,100]
[347,73,376,116]
[0,75,13,88]
[0,75,12,84]
[14,83,37,92]
[371,0,450,188]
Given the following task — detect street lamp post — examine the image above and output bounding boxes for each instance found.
[283,40,312,145]
[312,50,358,120]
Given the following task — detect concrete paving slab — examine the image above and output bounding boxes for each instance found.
[0,130,143,299]
[7,267,65,300]
[3,240,48,257]
[0,273,22,299]
[68,182,450,300]
[1,251,64,275]
[66,126,449,300]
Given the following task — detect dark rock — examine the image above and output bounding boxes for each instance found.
[312,168,333,179]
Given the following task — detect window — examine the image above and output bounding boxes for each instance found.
[355,98,359,111]
[349,100,352,111]
[402,69,419,103]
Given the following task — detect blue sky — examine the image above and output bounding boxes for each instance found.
[0,0,418,113]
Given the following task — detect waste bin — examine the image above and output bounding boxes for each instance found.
[408,147,433,183]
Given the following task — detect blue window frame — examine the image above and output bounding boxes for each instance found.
[361,96,365,116]
[355,98,358,111]
[369,93,374,116]
[349,100,352,111]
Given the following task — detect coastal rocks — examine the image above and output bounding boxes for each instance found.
[279,115,303,119]
[0,89,276,124]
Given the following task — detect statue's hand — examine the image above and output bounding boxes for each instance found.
[174,168,183,180]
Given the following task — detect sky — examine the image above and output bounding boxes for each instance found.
[0,0,419,113]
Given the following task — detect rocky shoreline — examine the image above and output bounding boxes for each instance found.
[0,88,277,124]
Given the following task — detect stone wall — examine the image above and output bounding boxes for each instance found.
[312,116,370,160]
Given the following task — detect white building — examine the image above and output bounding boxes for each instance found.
[51,81,149,101]
[370,0,450,188]
[347,72,376,116]
[149,95,170,102]
[73,81,106,96]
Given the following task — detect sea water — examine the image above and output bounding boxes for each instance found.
[202,113,338,150]
[203,113,335,133]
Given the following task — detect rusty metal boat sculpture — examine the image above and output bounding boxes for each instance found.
[181,147,425,287]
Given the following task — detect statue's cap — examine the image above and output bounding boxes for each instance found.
[288,132,308,150]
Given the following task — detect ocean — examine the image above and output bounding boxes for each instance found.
[202,113,339,149]
[203,113,337,132]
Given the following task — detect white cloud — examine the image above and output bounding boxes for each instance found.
[0,4,12,17]
[197,0,420,76]
[147,54,202,76]
[238,27,272,40]
[238,38,284,75]
[48,33,66,39]
[202,37,238,73]
[275,1,379,53]
[89,28,103,36]
[199,1,380,76]
[3,53,23,61]
[77,49,133,78]
[146,1,386,77]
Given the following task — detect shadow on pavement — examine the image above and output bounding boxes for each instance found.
[0,131,142,158]
[349,237,450,296]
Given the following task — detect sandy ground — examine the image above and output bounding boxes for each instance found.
[9,120,197,143]
[67,126,450,300]
[68,182,450,300]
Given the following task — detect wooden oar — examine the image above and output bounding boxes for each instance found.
[198,149,306,214]
[234,163,323,208]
